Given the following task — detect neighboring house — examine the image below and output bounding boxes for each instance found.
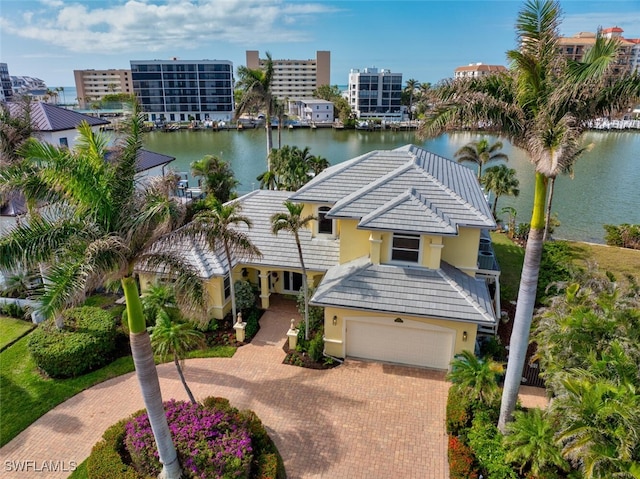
[287,98,335,123]
[454,63,507,79]
[142,144,501,371]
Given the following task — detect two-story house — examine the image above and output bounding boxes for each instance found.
[140,144,500,370]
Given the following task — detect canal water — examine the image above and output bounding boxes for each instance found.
[143,127,640,244]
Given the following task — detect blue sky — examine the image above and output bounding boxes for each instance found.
[1,0,639,88]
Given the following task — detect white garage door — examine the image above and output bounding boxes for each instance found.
[346,317,455,370]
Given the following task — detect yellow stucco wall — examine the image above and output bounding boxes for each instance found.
[339,220,371,263]
[322,306,477,364]
[442,227,481,274]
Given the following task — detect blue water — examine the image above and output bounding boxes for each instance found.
[142,128,640,244]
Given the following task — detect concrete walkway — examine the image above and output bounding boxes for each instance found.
[0,297,547,479]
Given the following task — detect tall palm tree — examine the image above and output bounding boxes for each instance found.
[147,284,205,405]
[308,155,330,177]
[405,78,420,120]
[418,0,640,431]
[191,199,262,322]
[480,164,520,217]
[235,51,276,169]
[0,106,205,479]
[271,201,315,340]
[454,137,509,180]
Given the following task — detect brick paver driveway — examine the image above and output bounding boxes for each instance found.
[1,298,452,478]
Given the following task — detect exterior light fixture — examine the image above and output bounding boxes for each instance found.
[332,315,338,326]
[394,317,403,323]
[462,331,468,342]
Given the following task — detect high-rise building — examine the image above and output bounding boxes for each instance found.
[130,59,234,123]
[454,63,507,79]
[559,27,639,76]
[73,69,133,108]
[347,67,403,121]
[0,63,13,101]
[246,50,330,100]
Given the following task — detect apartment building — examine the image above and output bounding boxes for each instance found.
[130,59,234,123]
[73,69,133,108]
[246,50,330,100]
[454,63,507,79]
[347,67,403,121]
[559,27,639,76]
[0,63,13,101]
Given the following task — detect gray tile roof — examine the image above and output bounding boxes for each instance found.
[290,144,495,235]
[8,101,109,132]
[311,257,496,325]
[143,190,340,279]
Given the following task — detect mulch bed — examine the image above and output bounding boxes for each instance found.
[281,340,340,370]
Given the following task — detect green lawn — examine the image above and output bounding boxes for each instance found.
[0,334,235,447]
[490,231,640,303]
[0,316,35,350]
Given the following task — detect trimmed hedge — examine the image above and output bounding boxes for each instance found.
[28,306,118,378]
[86,397,285,479]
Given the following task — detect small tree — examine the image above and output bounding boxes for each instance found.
[447,350,504,407]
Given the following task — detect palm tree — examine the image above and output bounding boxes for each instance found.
[147,284,205,405]
[405,78,420,120]
[504,408,569,477]
[418,0,640,431]
[271,201,315,340]
[454,137,509,180]
[256,169,279,190]
[308,155,330,177]
[191,199,262,322]
[480,164,520,217]
[0,105,205,479]
[235,51,276,169]
[447,350,504,406]
[0,96,32,168]
[190,154,239,203]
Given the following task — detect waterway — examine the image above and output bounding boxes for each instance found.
[142,127,640,244]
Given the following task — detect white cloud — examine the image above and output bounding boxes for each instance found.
[1,0,339,54]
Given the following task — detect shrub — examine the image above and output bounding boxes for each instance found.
[446,386,474,437]
[0,302,26,319]
[448,435,479,479]
[244,308,262,340]
[28,306,118,378]
[467,411,517,479]
[125,399,253,479]
[87,418,143,479]
[603,223,640,249]
[307,328,324,362]
[235,280,257,313]
[296,286,323,331]
[537,241,576,304]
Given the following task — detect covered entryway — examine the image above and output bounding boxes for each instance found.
[345,317,455,370]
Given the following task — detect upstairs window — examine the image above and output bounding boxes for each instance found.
[391,233,420,263]
[318,206,333,235]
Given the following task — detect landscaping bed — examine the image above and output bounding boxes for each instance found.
[282,339,339,370]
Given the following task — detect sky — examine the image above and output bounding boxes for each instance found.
[1,0,639,88]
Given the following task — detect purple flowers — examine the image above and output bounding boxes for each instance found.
[125,399,253,478]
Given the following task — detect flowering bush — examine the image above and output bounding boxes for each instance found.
[125,399,253,478]
[448,435,478,479]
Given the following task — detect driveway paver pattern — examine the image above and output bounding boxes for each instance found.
[0,297,547,478]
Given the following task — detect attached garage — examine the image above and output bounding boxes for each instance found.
[345,317,456,370]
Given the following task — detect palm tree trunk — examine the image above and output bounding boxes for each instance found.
[266,120,273,170]
[224,241,237,321]
[294,232,310,341]
[492,194,500,218]
[174,353,197,404]
[123,277,182,479]
[498,172,547,433]
[543,177,556,242]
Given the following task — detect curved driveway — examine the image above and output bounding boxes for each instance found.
[0,298,547,479]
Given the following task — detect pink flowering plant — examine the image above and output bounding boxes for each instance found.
[125,399,253,478]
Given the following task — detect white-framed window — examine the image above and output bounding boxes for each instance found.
[391,233,421,263]
[317,206,334,236]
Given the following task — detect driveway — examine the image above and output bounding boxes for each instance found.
[0,297,542,478]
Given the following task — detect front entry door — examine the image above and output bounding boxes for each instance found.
[283,271,303,293]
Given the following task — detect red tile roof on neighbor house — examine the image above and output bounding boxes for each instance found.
[8,101,109,132]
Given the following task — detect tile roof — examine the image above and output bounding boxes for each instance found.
[311,257,496,325]
[7,101,109,132]
[292,144,495,235]
[143,190,340,279]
